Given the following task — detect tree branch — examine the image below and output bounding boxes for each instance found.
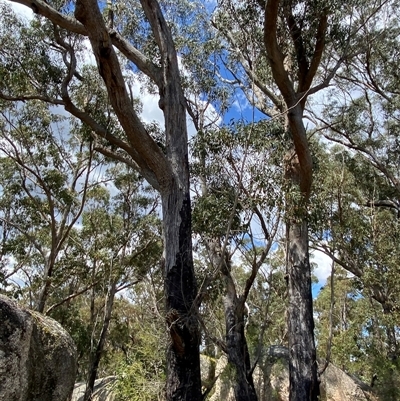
[303,12,328,93]
[73,0,172,191]
[9,0,162,84]
[264,0,295,103]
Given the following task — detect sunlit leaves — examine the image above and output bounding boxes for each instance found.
[0,4,65,98]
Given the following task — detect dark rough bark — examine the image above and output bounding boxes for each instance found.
[163,188,202,401]
[37,252,57,313]
[287,219,319,401]
[206,238,259,401]
[224,293,258,401]
[74,0,203,399]
[3,0,202,398]
[284,103,319,401]
[263,5,320,392]
[284,106,320,401]
[148,0,203,392]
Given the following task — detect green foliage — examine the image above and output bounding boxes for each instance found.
[191,120,286,239]
[315,268,400,400]
[192,183,243,237]
[1,0,400,398]
[0,5,64,98]
[113,296,166,401]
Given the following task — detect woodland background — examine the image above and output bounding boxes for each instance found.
[0,0,399,400]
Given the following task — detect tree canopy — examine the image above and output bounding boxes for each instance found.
[0,0,399,400]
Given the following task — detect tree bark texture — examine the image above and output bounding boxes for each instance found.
[263,0,323,397]
[209,240,258,401]
[224,292,258,401]
[142,0,203,397]
[75,0,203,399]
[287,219,319,401]
[162,185,202,401]
[284,110,320,401]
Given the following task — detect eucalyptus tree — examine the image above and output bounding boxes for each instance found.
[71,164,161,401]
[0,0,203,398]
[0,101,94,312]
[212,1,327,397]
[211,0,396,398]
[307,8,400,367]
[191,120,284,401]
[308,141,400,378]
[113,292,167,401]
[310,144,400,306]
[314,265,400,400]
[0,99,162,399]
[310,5,400,219]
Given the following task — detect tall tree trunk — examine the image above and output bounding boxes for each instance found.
[162,185,202,401]
[263,2,322,393]
[284,106,320,401]
[262,0,329,392]
[157,9,202,391]
[286,218,319,401]
[224,292,258,401]
[5,0,203,397]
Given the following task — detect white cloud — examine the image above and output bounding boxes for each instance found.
[140,93,164,125]
[311,249,332,284]
[3,0,34,20]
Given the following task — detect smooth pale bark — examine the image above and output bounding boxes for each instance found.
[35,150,92,314]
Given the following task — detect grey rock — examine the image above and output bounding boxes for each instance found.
[71,377,117,401]
[0,295,77,401]
[208,347,379,401]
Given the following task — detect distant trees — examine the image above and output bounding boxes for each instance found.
[0,101,94,311]
[212,0,400,398]
[0,0,400,400]
[191,120,284,401]
[0,98,162,399]
[0,0,202,398]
